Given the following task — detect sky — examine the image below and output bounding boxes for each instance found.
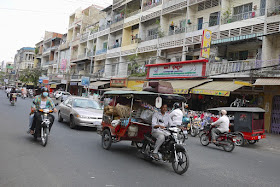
[0,0,113,63]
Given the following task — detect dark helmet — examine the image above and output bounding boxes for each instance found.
[173,102,180,109]
[41,87,49,93]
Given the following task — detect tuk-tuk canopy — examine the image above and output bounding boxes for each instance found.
[208,107,265,113]
[104,90,186,102]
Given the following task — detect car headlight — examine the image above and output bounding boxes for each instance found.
[76,115,88,118]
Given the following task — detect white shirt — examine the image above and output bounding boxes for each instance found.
[169,108,183,126]
[40,101,47,109]
[212,115,230,133]
[152,112,173,133]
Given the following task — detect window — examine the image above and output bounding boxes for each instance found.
[209,12,220,26]
[198,0,219,11]
[198,17,203,30]
[148,28,158,36]
[239,51,248,60]
[103,42,108,49]
[229,51,248,60]
[233,3,253,21]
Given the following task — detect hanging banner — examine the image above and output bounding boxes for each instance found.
[60,59,67,71]
[200,29,212,59]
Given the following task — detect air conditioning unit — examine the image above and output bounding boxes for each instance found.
[160,51,166,58]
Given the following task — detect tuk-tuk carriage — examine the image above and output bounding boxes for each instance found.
[208,107,266,146]
[100,91,189,174]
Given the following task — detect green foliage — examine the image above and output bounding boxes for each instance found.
[19,68,42,87]
[129,72,147,77]
[35,47,39,55]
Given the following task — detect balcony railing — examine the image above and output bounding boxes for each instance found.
[108,43,121,49]
[99,24,111,31]
[168,27,185,36]
[126,9,141,18]
[222,9,264,24]
[267,6,280,17]
[112,15,124,24]
[80,32,89,42]
[51,46,58,51]
[185,22,217,33]
[78,53,87,60]
[96,48,107,55]
[43,48,51,53]
[143,0,162,11]
[143,34,158,41]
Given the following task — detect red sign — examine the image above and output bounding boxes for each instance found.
[110,78,127,87]
[145,59,208,80]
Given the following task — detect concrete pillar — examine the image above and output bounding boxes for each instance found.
[118,56,128,77]
[104,59,112,78]
[261,35,273,68]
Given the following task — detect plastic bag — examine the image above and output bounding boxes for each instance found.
[140,109,154,124]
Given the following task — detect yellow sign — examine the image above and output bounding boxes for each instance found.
[127,80,145,91]
[201,29,212,59]
[234,81,253,87]
[191,89,230,97]
[173,88,189,94]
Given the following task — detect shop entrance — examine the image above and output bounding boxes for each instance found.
[271,96,280,134]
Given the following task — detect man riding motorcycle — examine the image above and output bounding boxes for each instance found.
[28,87,57,135]
[9,87,17,102]
[211,109,229,143]
[169,102,183,127]
[151,104,173,160]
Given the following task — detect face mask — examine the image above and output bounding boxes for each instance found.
[43,92,48,97]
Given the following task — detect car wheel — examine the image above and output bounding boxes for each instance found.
[102,129,112,150]
[58,111,63,122]
[69,115,76,129]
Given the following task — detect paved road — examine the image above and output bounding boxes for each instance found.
[0,91,280,187]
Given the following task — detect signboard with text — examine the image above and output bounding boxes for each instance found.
[200,29,212,59]
[146,59,208,80]
[110,78,127,87]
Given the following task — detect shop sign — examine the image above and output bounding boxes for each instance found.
[146,60,207,79]
[70,82,78,86]
[4,79,8,84]
[60,59,67,71]
[173,88,189,94]
[61,79,67,84]
[127,80,145,91]
[191,89,230,97]
[234,81,253,87]
[110,78,127,87]
[81,76,90,86]
[200,29,212,59]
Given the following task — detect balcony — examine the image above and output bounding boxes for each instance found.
[185,22,217,33]
[51,46,58,51]
[99,24,111,31]
[59,42,70,50]
[80,32,89,43]
[206,60,261,76]
[87,50,95,57]
[96,48,107,55]
[78,53,87,60]
[108,43,121,50]
[125,9,141,18]
[162,0,188,15]
[267,6,280,17]
[112,15,124,24]
[143,0,162,12]
[43,48,51,54]
[222,9,264,24]
[168,27,185,36]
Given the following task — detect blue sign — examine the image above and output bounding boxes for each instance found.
[81,77,90,86]
[39,79,43,83]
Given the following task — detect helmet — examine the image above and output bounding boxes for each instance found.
[41,87,49,93]
[173,102,180,109]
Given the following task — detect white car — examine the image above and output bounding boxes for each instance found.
[54,91,70,99]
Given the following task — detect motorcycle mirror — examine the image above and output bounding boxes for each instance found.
[155,96,162,108]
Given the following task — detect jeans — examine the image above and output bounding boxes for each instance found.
[211,128,221,141]
[31,112,54,132]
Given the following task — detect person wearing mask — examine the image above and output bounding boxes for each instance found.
[151,104,173,160]
[28,87,57,135]
[211,110,229,143]
[169,102,183,127]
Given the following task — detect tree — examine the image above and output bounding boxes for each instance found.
[19,68,42,87]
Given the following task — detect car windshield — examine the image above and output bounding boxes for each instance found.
[73,99,101,109]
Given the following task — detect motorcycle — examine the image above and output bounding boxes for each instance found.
[200,124,236,152]
[33,109,53,147]
[140,129,189,175]
[28,90,34,98]
[10,93,17,106]
[21,93,27,99]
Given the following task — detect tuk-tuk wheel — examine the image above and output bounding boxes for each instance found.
[248,140,257,144]
[235,133,244,146]
[102,129,112,150]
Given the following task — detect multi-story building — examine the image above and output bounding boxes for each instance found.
[14,47,35,72]
[66,5,106,83]
[41,31,63,76]
[35,40,43,68]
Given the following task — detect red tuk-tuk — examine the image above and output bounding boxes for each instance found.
[100,91,189,174]
[208,107,266,146]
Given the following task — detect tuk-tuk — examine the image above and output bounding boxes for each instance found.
[208,107,266,146]
[100,91,189,174]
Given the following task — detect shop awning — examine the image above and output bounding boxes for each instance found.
[254,78,280,86]
[191,81,246,97]
[167,79,212,94]
[102,87,132,91]
[89,81,110,89]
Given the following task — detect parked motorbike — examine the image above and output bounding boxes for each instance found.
[10,93,17,106]
[33,109,53,147]
[140,129,189,175]
[200,124,236,152]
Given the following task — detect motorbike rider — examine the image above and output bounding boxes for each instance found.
[151,104,173,159]
[211,109,229,143]
[9,87,17,102]
[28,87,57,135]
[169,102,183,127]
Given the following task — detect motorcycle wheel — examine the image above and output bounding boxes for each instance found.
[102,129,112,150]
[223,139,235,152]
[41,127,48,147]
[135,142,143,149]
[142,143,153,161]
[172,150,189,175]
[235,133,244,146]
[200,133,210,146]
[178,131,187,143]
[190,128,198,137]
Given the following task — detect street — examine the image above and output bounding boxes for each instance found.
[0,92,280,187]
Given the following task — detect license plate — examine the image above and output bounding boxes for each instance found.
[183,130,188,135]
[258,136,261,139]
